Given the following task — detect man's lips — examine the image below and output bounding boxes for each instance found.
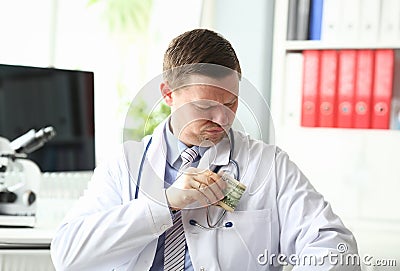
[204,127,225,133]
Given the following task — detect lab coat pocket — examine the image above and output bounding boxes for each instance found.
[217,208,272,270]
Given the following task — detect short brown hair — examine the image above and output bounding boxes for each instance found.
[163,29,241,84]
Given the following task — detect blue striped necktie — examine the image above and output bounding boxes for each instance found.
[164,147,199,271]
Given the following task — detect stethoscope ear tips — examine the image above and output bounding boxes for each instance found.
[189,219,233,229]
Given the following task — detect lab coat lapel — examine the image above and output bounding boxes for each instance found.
[138,120,167,203]
[130,121,169,271]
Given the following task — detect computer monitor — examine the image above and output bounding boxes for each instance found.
[0,64,95,172]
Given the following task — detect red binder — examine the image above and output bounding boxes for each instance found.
[371,49,394,129]
[354,50,374,128]
[301,50,320,127]
[318,50,338,127]
[337,50,357,128]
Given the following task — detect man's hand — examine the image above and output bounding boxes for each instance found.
[165,168,226,210]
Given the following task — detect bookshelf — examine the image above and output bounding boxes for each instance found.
[270,0,400,137]
[270,0,400,266]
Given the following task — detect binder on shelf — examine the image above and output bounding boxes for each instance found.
[284,53,304,127]
[354,50,374,129]
[318,50,338,127]
[287,0,298,40]
[309,0,324,40]
[379,0,400,42]
[337,50,356,128]
[340,0,360,41]
[301,50,320,127]
[390,50,400,130]
[371,49,394,129]
[296,0,311,40]
[358,0,380,42]
[321,0,342,41]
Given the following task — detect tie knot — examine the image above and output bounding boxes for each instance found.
[180,147,199,165]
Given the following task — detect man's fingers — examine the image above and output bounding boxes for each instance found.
[187,176,219,205]
[196,180,225,203]
[210,172,227,191]
[193,170,221,186]
[196,182,220,204]
[191,190,211,208]
[196,171,225,199]
[187,177,216,198]
[170,169,227,209]
[194,183,226,207]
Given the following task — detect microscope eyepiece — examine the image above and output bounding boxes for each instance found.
[11,126,56,154]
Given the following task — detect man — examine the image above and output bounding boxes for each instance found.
[51,29,360,270]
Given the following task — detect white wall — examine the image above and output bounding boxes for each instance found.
[0,0,54,66]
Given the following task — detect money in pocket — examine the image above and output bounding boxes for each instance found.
[217,173,246,212]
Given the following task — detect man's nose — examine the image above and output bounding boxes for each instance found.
[210,105,230,126]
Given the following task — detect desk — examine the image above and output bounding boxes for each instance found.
[0,226,56,270]
[0,226,54,248]
[0,172,92,270]
[0,199,66,271]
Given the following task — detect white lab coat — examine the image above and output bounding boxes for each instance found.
[51,121,360,271]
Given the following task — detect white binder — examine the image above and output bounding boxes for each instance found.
[283,53,304,127]
[358,0,381,42]
[321,0,343,41]
[379,0,400,42]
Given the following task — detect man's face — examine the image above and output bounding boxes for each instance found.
[164,73,239,147]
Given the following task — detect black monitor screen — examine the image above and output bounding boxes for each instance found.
[0,64,95,172]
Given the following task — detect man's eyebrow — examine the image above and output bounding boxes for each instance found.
[193,97,237,106]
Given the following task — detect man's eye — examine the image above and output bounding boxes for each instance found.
[226,100,237,107]
[194,104,211,110]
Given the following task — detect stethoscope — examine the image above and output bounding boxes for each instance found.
[135,128,240,230]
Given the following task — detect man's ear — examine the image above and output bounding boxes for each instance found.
[160,82,173,106]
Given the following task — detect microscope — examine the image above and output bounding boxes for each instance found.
[0,127,55,227]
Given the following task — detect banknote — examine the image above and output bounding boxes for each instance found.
[217,173,246,212]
